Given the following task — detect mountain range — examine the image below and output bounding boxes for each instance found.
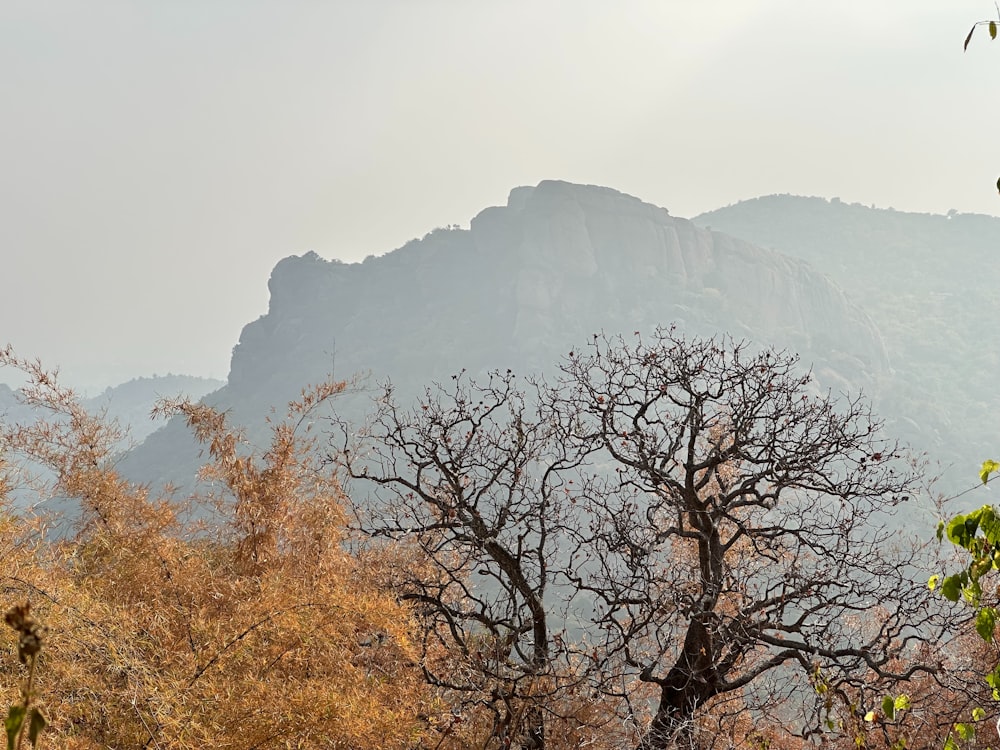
[695,195,999,492]
[0,374,223,447]
[122,180,984,498]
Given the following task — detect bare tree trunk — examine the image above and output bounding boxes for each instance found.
[635,617,718,750]
[524,704,545,749]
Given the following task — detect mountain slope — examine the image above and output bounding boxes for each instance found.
[0,374,223,445]
[694,195,1000,489]
[0,373,222,516]
[122,181,890,490]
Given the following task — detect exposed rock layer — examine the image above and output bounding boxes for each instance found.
[123,181,887,488]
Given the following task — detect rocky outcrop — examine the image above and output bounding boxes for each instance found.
[232,181,886,393]
[121,181,889,489]
[491,182,887,376]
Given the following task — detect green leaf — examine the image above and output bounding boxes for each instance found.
[5,706,24,750]
[977,607,998,642]
[946,514,965,544]
[990,21,997,39]
[882,695,895,721]
[964,577,983,606]
[987,666,1000,699]
[965,24,977,51]
[941,574,964,602]
[973,706,987,722]
[956,722,976,742]
[864,710,876,722]
[937,520,946,542]
[945,732,960,750]
[948,514,976,548]
[928,574,940,591]
[982,461,1000,485]
[966,515,982,542]
[979,507,1000,545]
[26,709,45,747]
[894,694,911,712]
[972,557,994,582]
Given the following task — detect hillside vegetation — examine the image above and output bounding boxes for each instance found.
[695,196,1000,493]
[0,340,990,750]
[0,350,434,749]
[5,183,998,747]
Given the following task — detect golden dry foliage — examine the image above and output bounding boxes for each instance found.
[0,347,439,749]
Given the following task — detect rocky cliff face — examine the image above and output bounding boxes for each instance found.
[237,181,885,395]
[122,181,888,488]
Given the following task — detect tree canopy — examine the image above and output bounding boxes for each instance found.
[339,329,945,749]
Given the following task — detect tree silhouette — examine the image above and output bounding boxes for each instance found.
[336,370,604,749]
[546,329,946,748]
[337,329,945,749]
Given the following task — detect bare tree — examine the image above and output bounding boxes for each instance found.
[544,329,945,749]
[335,371,599,750]
[334,331,946,750]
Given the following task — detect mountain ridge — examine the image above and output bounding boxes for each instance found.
[694,193,1000,494]
[120,180,890,490]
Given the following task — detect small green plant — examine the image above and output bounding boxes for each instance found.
[4,603,46,750]
[930,465,1000,750]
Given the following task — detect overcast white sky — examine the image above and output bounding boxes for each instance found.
[2,1,998,389]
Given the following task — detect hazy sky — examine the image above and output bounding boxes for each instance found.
[2,1,998,389]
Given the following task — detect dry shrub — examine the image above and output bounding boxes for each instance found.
[0,347,439,749]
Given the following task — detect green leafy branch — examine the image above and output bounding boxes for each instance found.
[930,499,1000,611]
[929,464,1000,749]
[864,693,911,750]
[863,693,911,725]
[943,708,986,750]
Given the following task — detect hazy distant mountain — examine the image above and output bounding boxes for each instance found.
[1,374,222,443]
[694,195,1000,492]
[121,180,889,490]
[83,374,225,444]
[0,373,222,516]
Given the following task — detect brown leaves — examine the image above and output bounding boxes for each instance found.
[0,352,436,749]
[4,602,44,664]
